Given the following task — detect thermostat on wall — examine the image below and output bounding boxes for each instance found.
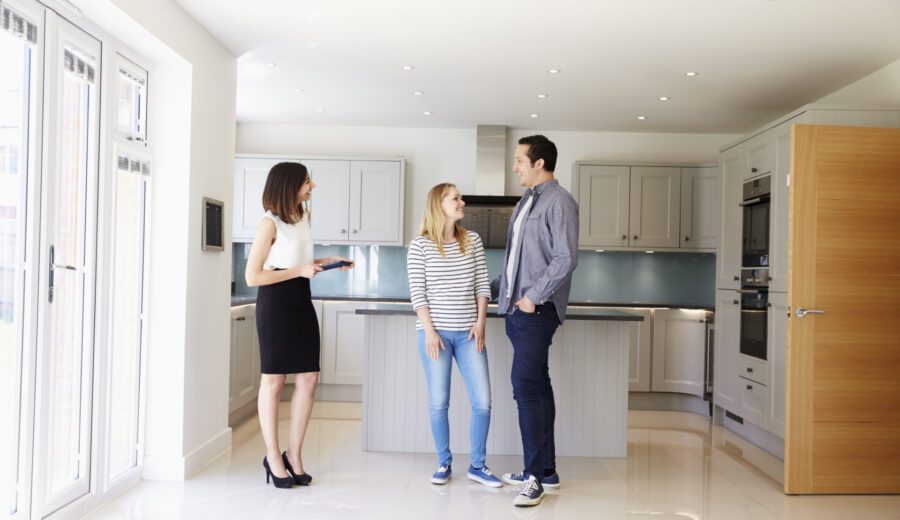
[202,197,224,251]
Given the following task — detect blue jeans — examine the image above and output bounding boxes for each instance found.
[417,329,492,468]
[506,304,560,479]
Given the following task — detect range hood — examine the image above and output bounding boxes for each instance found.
[467,125,519,206]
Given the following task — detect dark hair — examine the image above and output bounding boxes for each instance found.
[262,162,308,224]
[518,134,557,172]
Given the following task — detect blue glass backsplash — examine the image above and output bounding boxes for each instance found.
[233,243,715,307]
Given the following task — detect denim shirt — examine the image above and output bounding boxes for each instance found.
[491,179,579,324]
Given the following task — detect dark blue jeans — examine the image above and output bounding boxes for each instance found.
[505,303,559,480]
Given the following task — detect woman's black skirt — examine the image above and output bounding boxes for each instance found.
[255,275,320,374]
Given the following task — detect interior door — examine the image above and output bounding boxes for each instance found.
[785,124,900,494]
[33,14,101,514]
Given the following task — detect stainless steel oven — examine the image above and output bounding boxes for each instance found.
[739,268,769,361]
[740,176,771,268]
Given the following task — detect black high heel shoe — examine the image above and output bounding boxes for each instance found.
[263,456,294,488]
[282,451,313,486]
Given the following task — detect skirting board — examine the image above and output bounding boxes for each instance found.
[142,427,232,480]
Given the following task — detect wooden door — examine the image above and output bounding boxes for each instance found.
[785,125,900,494]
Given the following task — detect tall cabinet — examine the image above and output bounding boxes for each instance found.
[713,105,900,445]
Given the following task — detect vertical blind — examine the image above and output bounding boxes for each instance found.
[0,2,38,44]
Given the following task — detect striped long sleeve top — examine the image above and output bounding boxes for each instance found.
[407,231,492,331]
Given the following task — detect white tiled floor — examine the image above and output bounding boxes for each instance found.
[83,404,900,520]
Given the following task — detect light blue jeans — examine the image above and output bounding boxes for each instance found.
[417,329,492,468]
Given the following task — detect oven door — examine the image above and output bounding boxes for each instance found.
[739,290,768,361]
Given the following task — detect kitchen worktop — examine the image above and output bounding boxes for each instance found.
[231,294,712,311]
[355,303,644,321]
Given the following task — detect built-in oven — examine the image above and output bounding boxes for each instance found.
[740,175,771,268]
[739,269,769,361]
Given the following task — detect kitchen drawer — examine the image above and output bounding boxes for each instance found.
[739,377,768,427]
[738,354,768,386]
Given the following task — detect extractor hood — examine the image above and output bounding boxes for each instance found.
[466,125,519,206]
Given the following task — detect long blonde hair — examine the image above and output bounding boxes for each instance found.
[418,183,470,257]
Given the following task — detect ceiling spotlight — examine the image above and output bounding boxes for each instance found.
[537,94,548,99]
[685,71,698,77]
[293,88,303,93]
[315,108,325,113]
[658,96,670,101]
[645,250,655,254]
[423,111,432,116]
[596,249,605,253]
[637,116,647,120]
[547,69,560,74]
[530,113,539,118]
[413,91,424,96]
[265,62,277,67]
[402,65,415,70]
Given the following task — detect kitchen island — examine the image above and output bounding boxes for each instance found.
[356,304,643,458]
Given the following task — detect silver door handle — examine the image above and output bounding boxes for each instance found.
[795,307,824,318]
[52,264,77,271]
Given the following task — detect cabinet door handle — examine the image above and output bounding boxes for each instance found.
[633,235,638,240]
[684,236,690,241]
[751,167,758,173]
[341,229,347,234]
[352,229,358,234]
[746,367,753,373]
[621,234,627,240]
[733,275,740,281]
[733,300,739,305]
[235,317,246,321]
[746,384,753,390]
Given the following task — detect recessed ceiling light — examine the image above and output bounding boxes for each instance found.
[685,71,699,77]
[530,113,539,118]
[265,62,277,68]
[596,249,605,253]
[637,116,647,120]
[547,69,560,74]
[645,250,655,254]
[315,108,325,113]
[402,65,415,70]
[658,96,670,101]
[413,91,424,96]
[293,88,303,93]
[537,94,548,99]
[308,42,319,49]
[423,111,432,116]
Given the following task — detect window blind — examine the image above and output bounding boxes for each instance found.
[0,2,38,44]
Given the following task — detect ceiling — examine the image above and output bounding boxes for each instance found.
[175,0,900,133]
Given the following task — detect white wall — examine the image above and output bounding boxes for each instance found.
[816,58,900,106]
[237,124,740,242]
[79,0,237,479]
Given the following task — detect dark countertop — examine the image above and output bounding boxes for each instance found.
[231,295,712,311]
[354,303,644,322]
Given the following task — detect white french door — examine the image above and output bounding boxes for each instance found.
[32,11,101,517]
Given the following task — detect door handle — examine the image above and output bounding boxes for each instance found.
[795,307,824,318]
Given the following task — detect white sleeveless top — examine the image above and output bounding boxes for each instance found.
[262,210,314,270]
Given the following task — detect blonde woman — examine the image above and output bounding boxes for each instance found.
[406,183,501,487]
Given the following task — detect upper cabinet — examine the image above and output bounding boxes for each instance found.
[233,155,405,245]
[574,162,719,251]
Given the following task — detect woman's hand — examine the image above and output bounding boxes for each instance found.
[469,319,486,353]
[296,263,323,279]
[424,328,445,361]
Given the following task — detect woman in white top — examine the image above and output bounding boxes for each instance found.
[245,162,353,488]
[406,183,502,487]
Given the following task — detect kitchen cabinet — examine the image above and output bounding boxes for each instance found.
[680,167,720,249]
[766,292,789,438]
[576,165,630,247]
[233,155,405,245]
[602,307,654,392]
[745,134,774,180]
[768,118,798,293]
[716,146,744,290]
[320,301,367,385]
[713,289,741,411]
[650,309,709,397]
[229,304,260,413]
[574,163,716,251]
[629,166,681,248]
[739,378,768,427]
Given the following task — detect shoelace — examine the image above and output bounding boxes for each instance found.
[480,467,494,476]
[519,478,539,496]
[436,466,449,475]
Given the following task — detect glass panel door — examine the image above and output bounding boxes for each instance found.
[0,0,40,516]
[35,13,100,515]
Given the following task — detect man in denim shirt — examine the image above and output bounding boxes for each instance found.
[491,135,579,507]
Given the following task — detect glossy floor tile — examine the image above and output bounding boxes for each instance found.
[83,406,900,520]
